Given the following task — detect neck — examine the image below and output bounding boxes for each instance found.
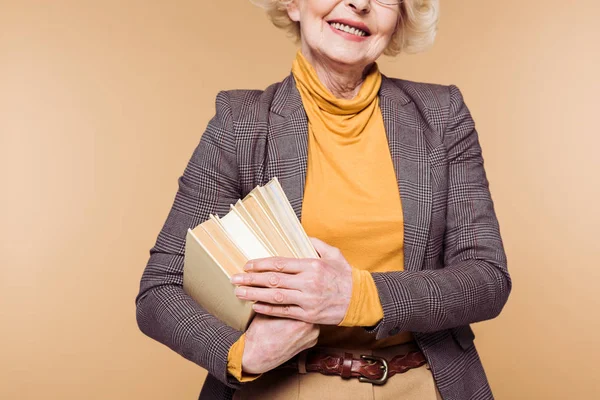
[301,46,373,100]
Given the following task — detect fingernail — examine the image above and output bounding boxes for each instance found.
[230,274,242,284]
[244,262,253,271]
[235,287,246,297]
[252,304,263,312]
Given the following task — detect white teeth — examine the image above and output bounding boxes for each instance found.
[330,22,367,37]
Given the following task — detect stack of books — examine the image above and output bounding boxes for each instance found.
[183,178,318,331]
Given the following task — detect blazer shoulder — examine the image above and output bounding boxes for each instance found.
[384,76,453,111]
[216,78,287,123]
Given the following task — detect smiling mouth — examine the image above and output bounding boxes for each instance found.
[328,22,370,37]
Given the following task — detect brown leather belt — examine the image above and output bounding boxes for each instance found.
[279,348,427,385]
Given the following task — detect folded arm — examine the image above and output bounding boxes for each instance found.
[135,91,246,388]
[366,85,511,339]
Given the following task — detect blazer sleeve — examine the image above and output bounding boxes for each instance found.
[135,91,245,389]
[366,85,512,339]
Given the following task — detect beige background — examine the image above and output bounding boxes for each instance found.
[1,0,599,399]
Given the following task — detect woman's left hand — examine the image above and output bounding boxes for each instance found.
[231,237,353,325]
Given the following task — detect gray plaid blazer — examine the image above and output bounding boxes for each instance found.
[135,73,511,400]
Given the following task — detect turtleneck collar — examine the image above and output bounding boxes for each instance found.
[292,50,382,116]
[291,51,382,139]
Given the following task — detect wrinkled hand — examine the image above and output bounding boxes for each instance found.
[231,237,353,325]
[242,314,320,375]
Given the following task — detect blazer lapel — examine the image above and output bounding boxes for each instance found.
[267,73,432,272]
[380,76,432,272]
[266,75,309,219]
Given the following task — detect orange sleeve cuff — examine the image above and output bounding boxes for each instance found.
[227,333,262,382]
[339,268,384,327]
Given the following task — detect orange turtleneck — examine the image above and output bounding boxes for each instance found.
[226,51,411,382]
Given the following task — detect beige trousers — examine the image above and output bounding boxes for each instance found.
[233,343,442,400]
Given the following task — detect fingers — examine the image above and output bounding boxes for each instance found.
[230,271,303,290]
[252,302,309,321]
[244,257,312,274]
[235,286,303,306]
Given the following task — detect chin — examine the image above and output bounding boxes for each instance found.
[310,35,382,69]
[318,45,371,68]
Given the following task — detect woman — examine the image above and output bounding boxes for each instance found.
[135,0,511,399]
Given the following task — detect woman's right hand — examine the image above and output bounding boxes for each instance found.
[241,314,320,375]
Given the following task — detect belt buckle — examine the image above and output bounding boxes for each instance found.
[358,355,389,385]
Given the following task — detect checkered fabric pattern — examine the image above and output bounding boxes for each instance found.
[135,74,511,400]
